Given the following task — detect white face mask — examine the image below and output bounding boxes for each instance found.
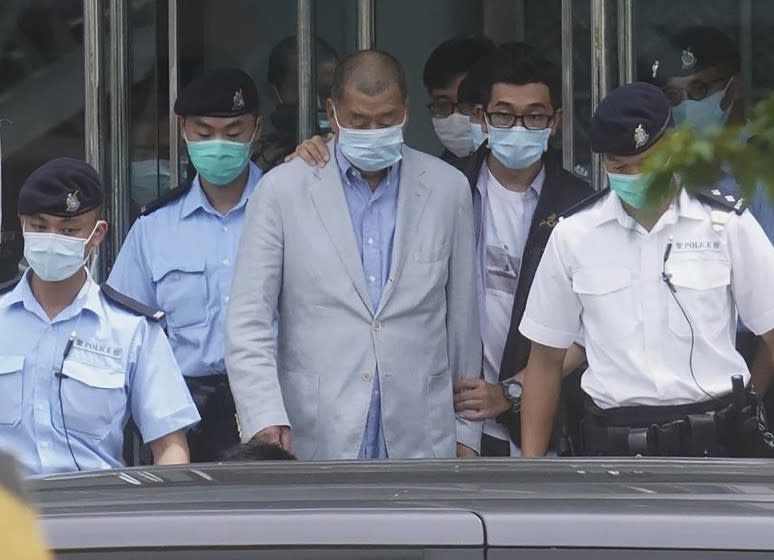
[23,222,101,282]
[672,77,735,132]
[431,113,474,158]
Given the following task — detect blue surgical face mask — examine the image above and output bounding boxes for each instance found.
[607,171,652,209]
[185,130,255,186]
[486,120,551,170]
[672,78,734,132]
[23,221,101,282]
[470,122,487,151]
[334,109,405,172]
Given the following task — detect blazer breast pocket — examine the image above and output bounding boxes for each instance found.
[413,240,450,264]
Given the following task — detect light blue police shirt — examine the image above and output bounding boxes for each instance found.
[108,162,263,377]
[335,143,400,460]
[0,271,200,476]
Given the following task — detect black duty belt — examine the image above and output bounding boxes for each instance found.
[580,393,735,457]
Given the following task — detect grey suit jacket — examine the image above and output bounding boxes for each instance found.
[225,141,482,460]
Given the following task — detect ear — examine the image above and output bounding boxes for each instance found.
[722,75,743,111]
[17,214,25,232]
[550,108,563,137]
[91,220,110,248]
[253,115,264,139]
[326,99,338,134]
[177,115,187,139]
[477,107,489,133]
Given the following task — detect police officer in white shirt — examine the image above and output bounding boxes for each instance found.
[519,82,774,458]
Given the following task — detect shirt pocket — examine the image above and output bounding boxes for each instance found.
[152,257,209,328]
[55,359,127,440]
[0,355,24,426]
[572,267,636,336]
[667,256,731,338]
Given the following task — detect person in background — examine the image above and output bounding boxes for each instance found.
[0,158,199,475]
[288,36,495,170]
[107,68,263,463]
[226,50,482,460]
[519,83,774,458]
[255,36,339,171]
[451,44,592,456]
[423,36,496,171]
[455,57,492,154]
[644,26,774,410]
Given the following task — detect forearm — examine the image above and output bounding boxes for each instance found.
[150,430,189,465]
[521,350,564,457]
[562,343,587,377]
[753,334,774,395]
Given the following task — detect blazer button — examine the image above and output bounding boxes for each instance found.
[372,320,382,332]
[361,372,373,381]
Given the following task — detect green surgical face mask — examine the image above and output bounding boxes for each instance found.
[185,133,254,186]
[607,171,652,209]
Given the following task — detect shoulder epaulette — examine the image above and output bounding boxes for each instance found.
[0,273,23,295]
[100,284,165,322]
[560,188,610,219]
[140,180,193,216]
[695,188,748,216]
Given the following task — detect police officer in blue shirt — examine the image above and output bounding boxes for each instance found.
[108,68,264,462]
[0,158,200,476]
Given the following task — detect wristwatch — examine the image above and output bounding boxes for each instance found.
[501,378,523,413]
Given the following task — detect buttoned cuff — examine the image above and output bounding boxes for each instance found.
[745,308,774,337]
[519,316,577,350]
[140,405,201,444]
[456,417,482,454]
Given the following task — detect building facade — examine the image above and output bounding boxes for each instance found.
[1,0,773,281]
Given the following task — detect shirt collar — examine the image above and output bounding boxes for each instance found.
[590,188,706,229]
[1,269,100,322]
[334,140,401,188]
[181,161,262,219]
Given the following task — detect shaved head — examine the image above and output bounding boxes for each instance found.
[331,49,407,103]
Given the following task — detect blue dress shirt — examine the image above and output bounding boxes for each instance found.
[107,162,262,377]
[335,143,400,459]
[0,271,200,476]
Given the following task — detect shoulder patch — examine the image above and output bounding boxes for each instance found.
[100,284,165,322]
[0,273,23,295]
[695,188,749,216]
[560,188,610,220]
[140,180,194,216]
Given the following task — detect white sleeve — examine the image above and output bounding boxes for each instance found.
[519,227,582,349]
[729,210,774,335]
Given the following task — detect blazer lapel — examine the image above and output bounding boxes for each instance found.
[376,150,430,316]
[309,155,374,315]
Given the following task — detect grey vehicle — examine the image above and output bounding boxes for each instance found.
[32,459,774,559]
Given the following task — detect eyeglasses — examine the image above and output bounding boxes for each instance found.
[427,100,477,118]
[484,111,555,130]
[662,77,729,105]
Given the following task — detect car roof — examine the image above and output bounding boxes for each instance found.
[31,458,774,551]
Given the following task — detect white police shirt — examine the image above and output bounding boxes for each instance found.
[520,189,774,409]
[0,271,200,476]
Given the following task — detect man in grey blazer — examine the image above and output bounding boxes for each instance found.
[225,50,482,460]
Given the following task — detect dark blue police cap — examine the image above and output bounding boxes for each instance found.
[174,67,260,117]
[18,158,103,217]
[590,82,673,156]
[640,26,740,86]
